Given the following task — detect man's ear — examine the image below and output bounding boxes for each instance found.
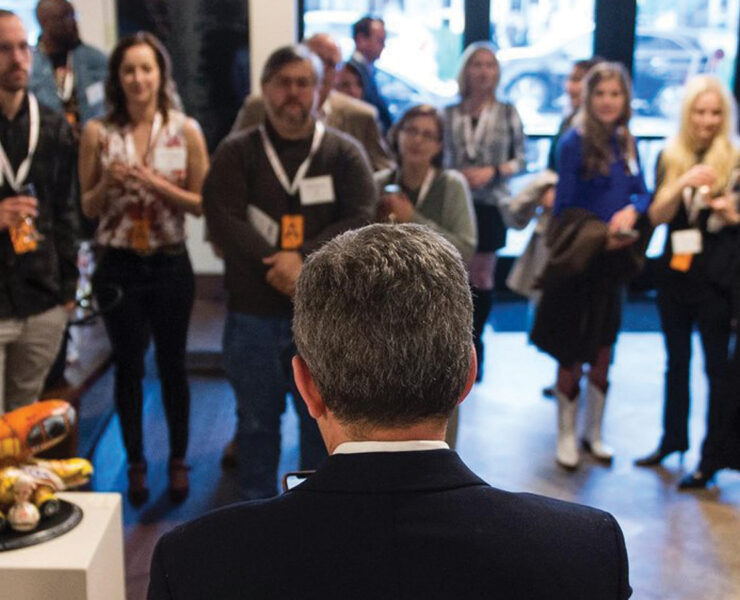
[292,355,327,419]
[456,344,477,406]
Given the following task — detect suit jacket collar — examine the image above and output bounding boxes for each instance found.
[296,449,487,494]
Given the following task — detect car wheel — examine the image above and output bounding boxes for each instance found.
[654,85,683,119]
[506,75,549,116]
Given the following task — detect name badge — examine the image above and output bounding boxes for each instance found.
[247,205,279,247]
[299,175,334,206]
[153,147,187,173]
[85,81,105,106]
[671,229,702,255]
[281,214,305,250]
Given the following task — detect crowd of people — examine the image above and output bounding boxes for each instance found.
[1,5,739,518]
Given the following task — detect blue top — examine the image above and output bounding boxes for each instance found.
[554,128,650,222]
[30,42,108,125]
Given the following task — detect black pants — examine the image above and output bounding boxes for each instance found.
[656,283,731,456]
[93,247,195,463]
[699,277,740,473]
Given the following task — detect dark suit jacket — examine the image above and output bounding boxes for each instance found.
[348,56,392,133]
[230,90,394,172]
[148,450,631,599]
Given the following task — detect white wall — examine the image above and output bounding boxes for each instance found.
[71,0,116,53]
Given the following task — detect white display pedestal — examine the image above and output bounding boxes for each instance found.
[0,492,125,600]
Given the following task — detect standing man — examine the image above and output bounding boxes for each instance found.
[203,44,376,500]
[0,10,78,414]
[349,15,392,133]
[30,0,107,139]
[231,33,393,173]
[148,224,631,600]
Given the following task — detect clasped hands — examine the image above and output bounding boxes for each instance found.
[106,161,163,192]
[379,191,414,223]
[263,251,303,297]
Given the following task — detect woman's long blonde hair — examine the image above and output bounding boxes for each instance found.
[660,75,737,194]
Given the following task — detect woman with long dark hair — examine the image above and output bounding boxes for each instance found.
[78,32,209,505]
[532,62,651,470]
[444,42,525,382]
[635,75,740,489]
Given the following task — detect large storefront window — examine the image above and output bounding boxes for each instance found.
[303,0,464,120]
[5,0,41,42]
[491,0,596,136]
[632,0,740,137]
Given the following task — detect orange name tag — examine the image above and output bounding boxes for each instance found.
[670,253,692,272]
[281,214,304,250]
[10,217,39,254]
[130,218,150,252]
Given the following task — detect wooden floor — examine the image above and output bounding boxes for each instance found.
[86,302,740,600]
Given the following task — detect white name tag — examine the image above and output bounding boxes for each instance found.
[247,204,279,247]
[299,175,334,206]
[153,147,187,173]
[671,229,702,255]
[85,81,105,106]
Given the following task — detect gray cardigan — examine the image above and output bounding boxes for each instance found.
[375,169,477,263]
[443,101,526,207]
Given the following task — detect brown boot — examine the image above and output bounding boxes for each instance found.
[168,459,190,503]
[127,461,148,506]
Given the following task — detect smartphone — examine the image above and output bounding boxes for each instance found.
[281,470,314,492]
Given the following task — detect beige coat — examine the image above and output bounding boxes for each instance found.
[230,90,394,172]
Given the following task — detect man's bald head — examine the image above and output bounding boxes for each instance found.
[304,33,341,104]
[36,0,79,53]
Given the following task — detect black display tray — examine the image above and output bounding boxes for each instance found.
[0,500,83,551]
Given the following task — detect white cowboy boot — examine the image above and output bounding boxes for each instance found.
[556,390,579,470]
[582,381,614,463]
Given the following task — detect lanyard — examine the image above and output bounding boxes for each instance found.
[259,121,325,196]
[397,167,436,209]
[57,53,74,102]
[463,103,492,161]
[124,111,164,166]
[0,94,40,192]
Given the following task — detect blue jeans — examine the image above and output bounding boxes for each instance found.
[223,312,326,499]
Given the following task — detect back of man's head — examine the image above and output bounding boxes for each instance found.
[293,224,473,431]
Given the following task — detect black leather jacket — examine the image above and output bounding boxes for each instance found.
[0,94,79,319]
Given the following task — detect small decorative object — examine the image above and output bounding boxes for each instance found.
[0,400,93,535]
[8,474,40,532]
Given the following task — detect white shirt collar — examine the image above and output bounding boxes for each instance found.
[352,50,370,66]
[333,440,449,455]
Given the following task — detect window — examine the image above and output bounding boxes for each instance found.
[492,0,596,136]
[632,0,739,137]
[303,0,464,120]
[5,0,40,43]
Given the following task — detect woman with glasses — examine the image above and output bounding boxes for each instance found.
[531,62,651,470]
[444,42,526,382]
[635,75,740,490]
[376,103,477,446]
[78,32,209,505]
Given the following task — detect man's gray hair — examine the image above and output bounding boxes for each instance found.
[260,44,323,85]
[293,224,473,429]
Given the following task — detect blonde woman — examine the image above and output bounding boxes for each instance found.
[635,76,740,490]
[443,42,525,382]
[531,62,651,470]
